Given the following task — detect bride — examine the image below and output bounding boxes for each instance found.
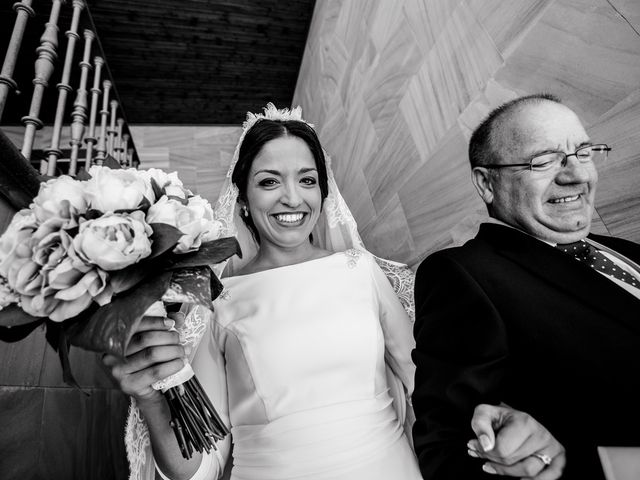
[105,104,422,480]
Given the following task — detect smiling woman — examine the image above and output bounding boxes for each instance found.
[235,130,329,273]
[116,104,423,480]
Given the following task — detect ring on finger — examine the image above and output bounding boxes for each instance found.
[531,452,552,466]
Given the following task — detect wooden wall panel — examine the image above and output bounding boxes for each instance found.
[294,0,640,268]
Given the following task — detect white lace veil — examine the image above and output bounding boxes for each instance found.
[125,104,416,480]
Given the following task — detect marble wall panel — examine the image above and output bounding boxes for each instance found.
[589,89,640,239]
[130,125,242,206]
[608,0,640,34]
[493,0,640,125]
[465,0,554,56]
[294,0,640,265]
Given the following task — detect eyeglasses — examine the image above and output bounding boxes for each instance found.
[482,144,611,172]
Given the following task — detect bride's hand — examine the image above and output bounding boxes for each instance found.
[102,315,189,403]
[467,403,566,479]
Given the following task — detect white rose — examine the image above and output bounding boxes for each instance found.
[73,211,153,270]
[32,176,87,226]
[86,166,154,212]
[141,168,183,189]
[146,195,220,253]
[0,276,19,309]
[0,210,37,277]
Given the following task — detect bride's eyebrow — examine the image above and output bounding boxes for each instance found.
[253,169,281,177]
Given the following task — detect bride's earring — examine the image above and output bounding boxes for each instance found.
[242,206,249,217]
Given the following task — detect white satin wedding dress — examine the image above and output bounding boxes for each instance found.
[179,249,421,480]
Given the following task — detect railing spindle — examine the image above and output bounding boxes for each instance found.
[21,0,63,162]
[43,0,84,175]
[66,29,93,176]
[114,117,124,163]
[107,99,118,156]
[94,79,111,165]
[84,56,103,170]
[0,0,35,121]
[120,133,130,166]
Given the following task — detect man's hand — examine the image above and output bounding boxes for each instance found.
[467,403,566,479]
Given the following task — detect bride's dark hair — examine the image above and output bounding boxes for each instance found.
[232,119,329,243]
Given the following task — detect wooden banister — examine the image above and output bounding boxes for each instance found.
[0,0,35,121]
[21,0,62,161]
[43,0,84,175]
[67,29,93,176]
[84,55,103,171]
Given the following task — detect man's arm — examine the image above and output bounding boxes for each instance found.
[412,251,508,479]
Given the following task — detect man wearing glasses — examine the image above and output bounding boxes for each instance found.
[412,94,640,480]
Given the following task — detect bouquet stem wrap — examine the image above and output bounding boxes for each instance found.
[144,300,229,459]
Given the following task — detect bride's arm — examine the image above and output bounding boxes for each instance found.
[156,305,232,480]
[370,256,416,396]
[108,306,231,480]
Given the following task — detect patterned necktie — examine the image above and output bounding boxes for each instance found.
[556,240,639,288]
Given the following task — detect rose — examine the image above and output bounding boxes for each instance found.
[86,166,154,212]
[141,168,184,189]
[73,211,153,270]
[0,210,37,277]
[0,276,19,309]
[0,214,43,297]
[146,195,221,253]
[32,175,87,226]
[32,218,73,271]
[140,168,193,200]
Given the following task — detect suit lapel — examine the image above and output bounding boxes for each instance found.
[476,224,640,334]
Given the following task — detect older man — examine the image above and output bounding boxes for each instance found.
[412,94,640,480]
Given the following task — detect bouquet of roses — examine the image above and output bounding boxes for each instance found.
[0,162,239,459]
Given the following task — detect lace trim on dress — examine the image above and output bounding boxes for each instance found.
[374,257,416,323]
[125,398,150,480]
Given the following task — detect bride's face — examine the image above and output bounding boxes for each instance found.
[245,136,322,251]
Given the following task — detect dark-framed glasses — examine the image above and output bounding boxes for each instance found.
[483,144,611,172]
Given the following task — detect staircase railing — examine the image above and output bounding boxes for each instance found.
[0,0,140,177]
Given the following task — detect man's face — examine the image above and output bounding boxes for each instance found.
[484,101,598,244]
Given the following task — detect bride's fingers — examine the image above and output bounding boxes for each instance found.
[119,344,189,375]
[120,357,187,394]
[126,329,181,356]
[136,315,176,332]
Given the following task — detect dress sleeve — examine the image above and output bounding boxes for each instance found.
[183,305,232,479]
[368,254,416,440]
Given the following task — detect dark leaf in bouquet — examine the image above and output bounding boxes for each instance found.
[108,265,157,294]
[167,267,215,308]
[102,154,122,169]
[150,177,164,201]
[210,269,224,301]
[85,208,104,220]
[67,271,173,358]
[57,326,87,393]
[166,237,242,270]
[138,195,152,212]
[76,168,91,181]
[167,195,189,206]
[0,304,42,327]
[149,222,184,259]
[0,320,44,342]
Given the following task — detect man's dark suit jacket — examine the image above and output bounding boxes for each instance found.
[412,223,640,480]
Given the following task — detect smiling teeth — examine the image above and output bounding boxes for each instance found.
[275,213,304,223]
[551,195,580,203]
